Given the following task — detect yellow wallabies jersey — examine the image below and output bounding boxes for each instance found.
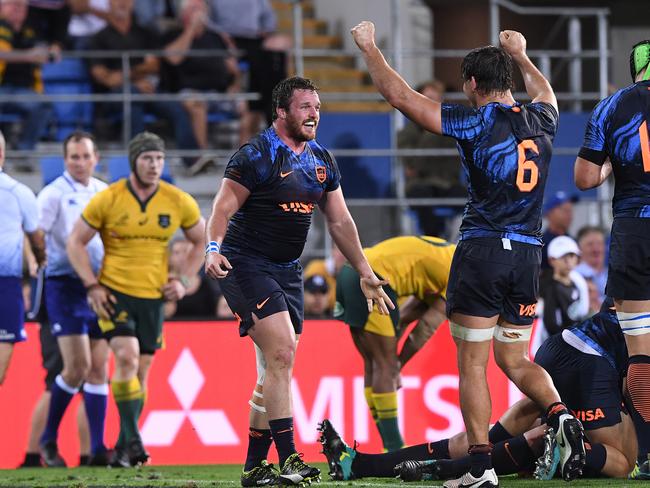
[82,179,201,299]
[365,236,456,302]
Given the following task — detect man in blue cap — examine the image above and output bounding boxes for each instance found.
[541,191,579,269]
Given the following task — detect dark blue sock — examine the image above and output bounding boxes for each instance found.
[269,417,296,467]
[40,375,77,445]
[488,421,513,444]
[244,428,273,471]
[468,444,492,477]
[83,383,108,454]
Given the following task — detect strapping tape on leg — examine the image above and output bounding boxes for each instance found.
[493,325,532,343]
[449,323,495,342]
[617,312,650,336]
[254,343,266,385]
[248,399,266,413]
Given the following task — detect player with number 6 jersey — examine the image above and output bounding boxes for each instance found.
[352,22,585,488]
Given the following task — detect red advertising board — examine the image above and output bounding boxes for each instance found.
[0,320,532,468]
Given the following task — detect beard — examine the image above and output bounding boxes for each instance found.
[286,115,317,142]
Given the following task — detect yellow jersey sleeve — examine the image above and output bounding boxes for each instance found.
[179,191,201,229]
[82,188,111,230]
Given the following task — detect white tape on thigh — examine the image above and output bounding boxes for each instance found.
[449,322,495,342]
[248,399,266,413]
[617,312,650,336]
[254,343,266,385]
[493,325,532,343]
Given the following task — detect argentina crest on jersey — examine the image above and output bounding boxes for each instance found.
[315,165,326,183]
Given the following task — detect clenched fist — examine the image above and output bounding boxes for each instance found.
[499,30,526,60]
[351,21,376,53]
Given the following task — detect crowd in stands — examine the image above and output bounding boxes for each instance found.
[0,0,288,174]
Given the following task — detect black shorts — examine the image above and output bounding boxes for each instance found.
[535,334,622,430]
[220,252,304,337]
[446,238,541,325]
[606,218,650,300]
[39,322,62,391]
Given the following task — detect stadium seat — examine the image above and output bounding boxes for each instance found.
[40,156,65,186]
[107,155,173,183]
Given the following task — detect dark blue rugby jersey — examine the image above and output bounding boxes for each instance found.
[579,81,650,218]
[442,102,558,245]
[565,310,627,381]
[222,128,341,262]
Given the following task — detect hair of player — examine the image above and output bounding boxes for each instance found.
[576,225,605,243]
[271,76,319,121]
[63,130,97,158]
[461,45,514,95]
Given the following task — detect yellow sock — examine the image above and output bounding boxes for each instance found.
[372,391,398,420]
[364,386,379,423]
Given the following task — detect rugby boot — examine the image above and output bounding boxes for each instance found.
[443,467,499,488]
[110,447,131,468]
[629,455,650,480]
[394,459,442,481]
[39,441,66,467]
[87,449,112,467]
[555,413,586,481]
[126,437,150,466]
[534,427,560,480]
[241,460,281,487]
[317,419,356,480]
[279,453,321,485]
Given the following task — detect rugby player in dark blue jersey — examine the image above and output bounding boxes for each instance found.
[352,21,585,487]
[204,76,394,487]
[574,39,650,480]
[320,301,638,482]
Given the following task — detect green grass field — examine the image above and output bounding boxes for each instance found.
[0,464,641,488]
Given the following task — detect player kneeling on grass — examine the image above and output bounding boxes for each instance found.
[335,235,454,452]
[320,300,637,482]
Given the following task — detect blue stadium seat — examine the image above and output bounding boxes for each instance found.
[42,59,89,83]
[40,156,65,185]
[108,155,173,183]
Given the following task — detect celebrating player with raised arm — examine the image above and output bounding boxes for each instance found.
[351,21,585,488]
[205,76,394,487]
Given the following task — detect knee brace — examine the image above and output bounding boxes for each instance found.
[628,355,650,422]
[493,325,532,343]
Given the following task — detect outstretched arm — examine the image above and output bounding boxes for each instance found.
[500,30,557,111]
[351,21,442,135]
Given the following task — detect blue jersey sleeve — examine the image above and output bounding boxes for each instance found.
[441,103,482,141]
[526,102,559,137]
[578,95,616,166]
[223,142,269,191]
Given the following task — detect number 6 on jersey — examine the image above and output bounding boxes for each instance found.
[516,139,540,192]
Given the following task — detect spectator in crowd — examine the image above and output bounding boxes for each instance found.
[541,191,578,269]
[539,236,589,338]
[304,274,330,318]
[206,0,290,140]
[133,0,178,34]
[0,0,54,151]
[163,0,248,173]
[304,244,346,311]
[164,238,222,319]
[27,0,70,49]
[67,0,109,50]
[397,80,464,238]
[574,226,607,305]
[585,278,602,317]
[87,0,198,166]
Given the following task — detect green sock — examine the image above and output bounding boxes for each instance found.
[364,386,383,435]
[112,377,144,443]
[372,391,404,452]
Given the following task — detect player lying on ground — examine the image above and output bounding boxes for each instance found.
[320,303,637,481]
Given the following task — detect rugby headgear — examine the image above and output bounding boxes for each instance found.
[128,131,165,170]
[630,40,650,82]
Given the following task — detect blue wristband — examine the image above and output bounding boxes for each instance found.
[205,241,221,255]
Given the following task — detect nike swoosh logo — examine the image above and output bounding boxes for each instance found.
[280,474,304,483]
[280,171,293,178]
[427,443,434,455]
[256,297,271,310]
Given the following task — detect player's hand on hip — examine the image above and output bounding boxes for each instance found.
[499,30,526,58]
[205,253,232,279]
[360,274,395,315]
[163,278,186,302]
[87,284,116,320]
[351,21,376,53]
